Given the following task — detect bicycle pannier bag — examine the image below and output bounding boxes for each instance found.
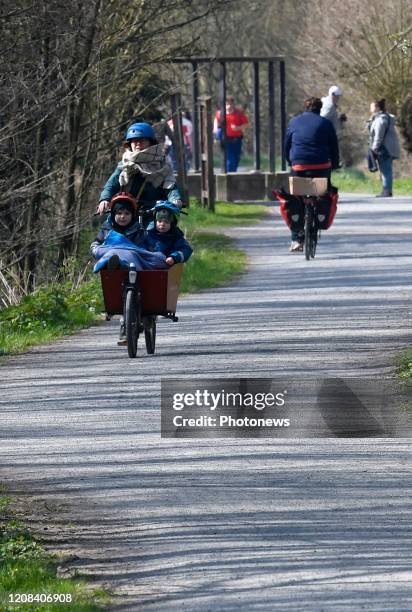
[272,190,305,230]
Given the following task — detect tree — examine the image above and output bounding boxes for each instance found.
[0,0,233,300]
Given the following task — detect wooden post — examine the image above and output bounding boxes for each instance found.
[170,93,189,206]
[199,96,215,211]
[253,61,261,171]
[219,62,227,173]
[191,62,200,172]
[280,60,287,171]
[268,60,276,173]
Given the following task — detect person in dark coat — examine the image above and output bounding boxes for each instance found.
[284,97,340,251]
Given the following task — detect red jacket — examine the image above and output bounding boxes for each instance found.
[214,108,249,138]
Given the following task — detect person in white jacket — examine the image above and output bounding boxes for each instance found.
[321,85,347,134]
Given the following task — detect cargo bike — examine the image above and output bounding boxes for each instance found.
[273,177,338,260]
[100,263,183,358]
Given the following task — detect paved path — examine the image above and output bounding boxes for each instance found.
[1,194,411,611]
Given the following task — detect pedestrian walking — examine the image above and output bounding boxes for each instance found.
[213,96,249,172]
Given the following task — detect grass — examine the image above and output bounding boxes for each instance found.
[211,151,412,196]
[0,279,103,357]
[180,233,247,293]
[0,202,266,357]
[178,202,266,292]
[398,349,412,381]
[0,495,108,611]
[332,167,412,195]
[181,200,267,229]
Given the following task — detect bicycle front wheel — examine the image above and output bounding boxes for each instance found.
[144,316,156,355]
[125,288,140,358]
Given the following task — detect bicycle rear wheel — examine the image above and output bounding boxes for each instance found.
[304,206,314,261]
[125,288,141,358]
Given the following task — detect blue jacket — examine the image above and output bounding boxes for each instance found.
[143,223,193,263]
[284,112,339,169]
[99,164,182,211]
[90,217,145,257]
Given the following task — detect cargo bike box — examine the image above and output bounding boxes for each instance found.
[100,264,184,358]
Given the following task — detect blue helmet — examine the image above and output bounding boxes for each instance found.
[125,122,156,141]
[153,200,181,224]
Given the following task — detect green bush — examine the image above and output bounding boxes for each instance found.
[0,280,103,337]
[398,350,412,380]
[0,278,104,356]
[0,286,68,334]
[0,522,47,564]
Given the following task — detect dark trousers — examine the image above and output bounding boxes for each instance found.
[224,137,243,172]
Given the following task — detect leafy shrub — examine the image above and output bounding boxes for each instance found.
[0,522,47,563]
[0,277,103,340]
[0,286,68,334]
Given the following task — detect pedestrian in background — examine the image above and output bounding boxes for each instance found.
[213,96,249,172]
[321,85,347,135]
[368,99,401,197]
[164,110,193,173]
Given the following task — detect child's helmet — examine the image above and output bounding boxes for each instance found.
[153,200,181,224]
[109,192,137,217]
[125,122,156,141]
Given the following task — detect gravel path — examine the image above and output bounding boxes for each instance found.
[1,194,411,611]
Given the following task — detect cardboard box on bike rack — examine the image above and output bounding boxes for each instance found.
[288,176,328,196]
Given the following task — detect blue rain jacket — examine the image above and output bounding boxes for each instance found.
[143,223,193,263]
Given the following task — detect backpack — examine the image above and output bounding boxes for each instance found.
[383,114,401,159]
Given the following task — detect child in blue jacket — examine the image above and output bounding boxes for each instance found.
[143,201,193,265]
[90,193,170,272]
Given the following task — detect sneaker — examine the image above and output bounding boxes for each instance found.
[107,254,120,270]
[117,319,127,346]
[290,241,303,252]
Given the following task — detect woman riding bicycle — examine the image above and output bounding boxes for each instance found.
[284,97,339,251]
[97,122,183,226]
